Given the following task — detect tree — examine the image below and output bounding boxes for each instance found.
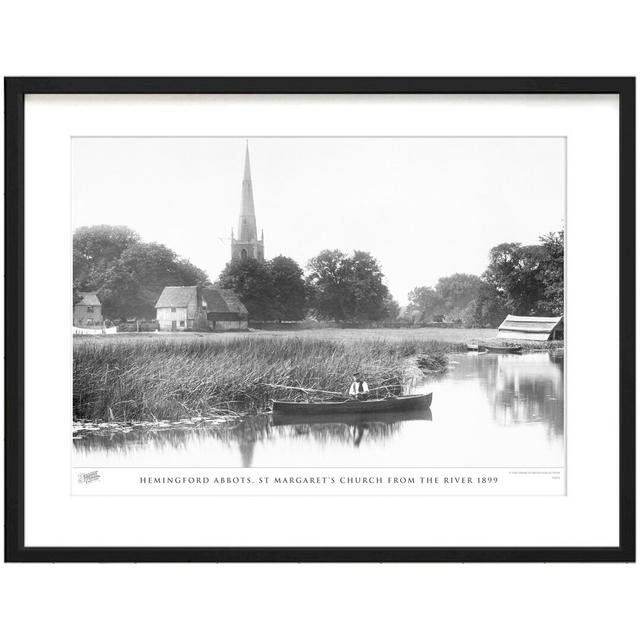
[306,250,352,321]
[470,281,508,327]
[73,225,140,289]
[473,230,563,325]
[537,230,564,316]
[383,293,401,320]
[306,250,392,322]
[435,273,482,319]
[99,242,210,319]
[72,283,83,310]
[348,251,392,322]
[268,255,308,321]
[217,258,276,320]
[406,286,445,322]
[482,242,545,315]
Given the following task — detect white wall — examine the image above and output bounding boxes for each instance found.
[157,306,188,330]
[1,2,638,640]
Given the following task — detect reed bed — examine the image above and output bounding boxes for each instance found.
[73,336,459,422]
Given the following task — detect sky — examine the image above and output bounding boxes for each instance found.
[72,137,565,305]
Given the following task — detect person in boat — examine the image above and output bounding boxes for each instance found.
[348,373,369,400]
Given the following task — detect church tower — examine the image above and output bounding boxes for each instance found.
[231,143,264,262]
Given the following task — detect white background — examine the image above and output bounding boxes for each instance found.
[1,1,638,639]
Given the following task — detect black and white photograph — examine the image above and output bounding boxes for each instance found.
[5,77,633,565]
[71,136,566,495]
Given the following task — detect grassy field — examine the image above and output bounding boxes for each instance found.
[73,331,464,422]
[77,326,498,345]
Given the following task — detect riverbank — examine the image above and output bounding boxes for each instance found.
[507,340,564,352]
[74,325,498,344]
[74,335,462,422]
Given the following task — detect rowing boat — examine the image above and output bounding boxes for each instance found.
[483,344,522,354]
[272,393,432,416]
[468,342,522,354]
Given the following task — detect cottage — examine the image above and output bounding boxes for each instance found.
[74,292,103,327]
[155,286,248,331]
[497,315,564,341]
[154,286,208,331]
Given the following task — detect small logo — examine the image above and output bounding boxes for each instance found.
[78,470,101,484]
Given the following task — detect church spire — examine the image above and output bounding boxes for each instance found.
[231,141,265,262]
[238,142,257,242]
[243,141,252,182]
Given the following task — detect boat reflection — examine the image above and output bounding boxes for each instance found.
[271,409,431,447]
[238,409,431,463]
[270,408,431,427]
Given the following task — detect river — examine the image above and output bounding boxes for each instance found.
[73,352,564,468]
[73,351,564,469]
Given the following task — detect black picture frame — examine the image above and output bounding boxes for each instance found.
[4,77,635,563]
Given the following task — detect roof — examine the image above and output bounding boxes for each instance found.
[497,315,563,341]
[202,288,248,316]
[76,292,101,306]
[154,286,198,308]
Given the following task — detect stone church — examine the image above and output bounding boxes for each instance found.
[231,143,264,262]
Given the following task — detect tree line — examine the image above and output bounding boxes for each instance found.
[73,225,210,319]
[218,249,399,321]
[73,225,562,326]
[406,231,564,326]
[73,226,398,322]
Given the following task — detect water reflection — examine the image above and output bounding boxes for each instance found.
[441,352,563,438]
[73,352,564,468]
[73,410,430,467]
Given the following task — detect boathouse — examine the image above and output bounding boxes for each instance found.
[73,291,103,327]
[496,315,564,341]
[201,288,249,331]
[155,286,248,331]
